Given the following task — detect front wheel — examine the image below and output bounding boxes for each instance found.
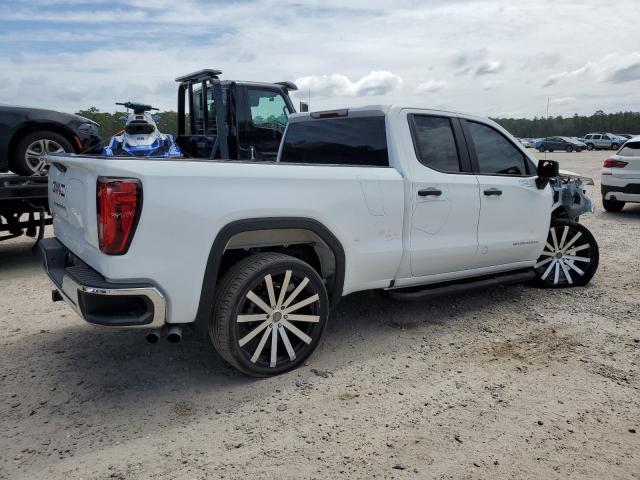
[210,252,329,377]
[586,143,594,151]
[534,219,599,288]
[602,198,625,212]
[565,145,574,152]
[538,146,545,153]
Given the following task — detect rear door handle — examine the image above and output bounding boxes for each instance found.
[484,188,503,196]
[418,188,442,197]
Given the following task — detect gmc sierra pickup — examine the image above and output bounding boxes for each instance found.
[40,105,599,376]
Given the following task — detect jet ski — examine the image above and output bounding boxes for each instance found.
[102,102,181,157]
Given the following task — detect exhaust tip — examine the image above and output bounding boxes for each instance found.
[167,326,182,344]
[145,329,161,344]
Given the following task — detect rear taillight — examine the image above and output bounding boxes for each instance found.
[603,159,628,168]
[97,177,142,255]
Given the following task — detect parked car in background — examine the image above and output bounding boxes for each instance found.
[0,105,102,175]
[537,136,586,153]
[583,133,623,151]
[601,136,640,212]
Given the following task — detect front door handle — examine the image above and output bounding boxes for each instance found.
[418,188,442,197]
[484,188,503,196]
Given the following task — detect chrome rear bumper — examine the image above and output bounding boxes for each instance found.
[40,237,166,329]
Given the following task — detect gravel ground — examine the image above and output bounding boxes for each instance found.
[1,150,639,479]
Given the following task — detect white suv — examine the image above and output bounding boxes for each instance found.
[601,136,640,212]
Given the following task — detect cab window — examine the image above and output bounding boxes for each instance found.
[467,121,529,176]
[409,114,461,172]
[247,89,290,132]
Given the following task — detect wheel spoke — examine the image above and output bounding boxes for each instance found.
[238,319,271,347]
[285,314,320,323]
[561,232,582,252]
[246,290,273,314]
[550,227,559,250]
[283,293,319,314]
[278,324,296,361]
[541,259,557,280]
[553,262,560,284]
[563,255,590,263]
[270,324,278,367]
[565,260,585,276]
[264,274,277,308]
[535,257,553,268]
[251,325,272,363]
[276,270,292,307]
[282,277,309,308]
[237,313,269,323]
[540,251,556,257]
[567,243,589,254]
[282,319,312,344]
[558,226,569,250]
[559,260,573,285]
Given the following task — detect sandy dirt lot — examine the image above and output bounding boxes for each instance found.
[1,150,639,479]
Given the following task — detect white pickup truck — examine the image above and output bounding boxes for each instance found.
[40,106,599,376]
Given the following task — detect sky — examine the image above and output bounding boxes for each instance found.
[1,0,639,118]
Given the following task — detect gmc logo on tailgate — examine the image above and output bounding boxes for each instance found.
[52,181,66,197]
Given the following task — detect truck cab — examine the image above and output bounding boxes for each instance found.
[175,70,299,161]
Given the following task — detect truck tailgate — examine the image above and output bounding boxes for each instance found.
[48,156,101,258]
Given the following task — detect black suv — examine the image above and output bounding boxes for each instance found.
[0,105,102,175]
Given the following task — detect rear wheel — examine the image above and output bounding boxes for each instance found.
[210,252,329,377]
[602,197,625,212]
[13,131,74,176]
[611,143,620,150]
[534,219,599,288]
[565,145,573,152]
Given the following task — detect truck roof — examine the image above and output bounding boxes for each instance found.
[288,105,487,124]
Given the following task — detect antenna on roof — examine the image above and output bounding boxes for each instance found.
[545,96,550,161]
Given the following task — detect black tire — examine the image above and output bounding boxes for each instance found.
[576,147,583,152]
[602,198,625,212]
[12,131,74,176]
[586,143,594,151]
[611,143,620,150]
[548,149,554,152]
[210,252,329,377]
[565,145,573,152]
[538,146,545,153]
[533,219,599,288]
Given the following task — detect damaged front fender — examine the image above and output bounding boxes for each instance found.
[551,173,594,221]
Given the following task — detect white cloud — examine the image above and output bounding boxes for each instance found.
[294,71,402,98]
[549,96,576,106]
[544,52,640,87]
[415,79,446,93]
[476,60,503,75]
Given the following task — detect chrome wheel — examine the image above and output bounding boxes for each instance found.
[237,269,321,368]
[210,252,329,376]
[25,139,66,173]
[534,220,599,287]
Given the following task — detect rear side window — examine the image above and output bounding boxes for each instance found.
[409,115,460,172]
[280,116,388,166]
[618,141,640,156]
[467,121,528,175]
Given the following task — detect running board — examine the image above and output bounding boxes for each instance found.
[388,270,535,302]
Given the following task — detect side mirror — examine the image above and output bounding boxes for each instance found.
[536,160,559,189]
[299,101,309,113]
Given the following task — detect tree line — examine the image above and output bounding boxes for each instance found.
[76,107,640,141]
[491,110,640,138]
